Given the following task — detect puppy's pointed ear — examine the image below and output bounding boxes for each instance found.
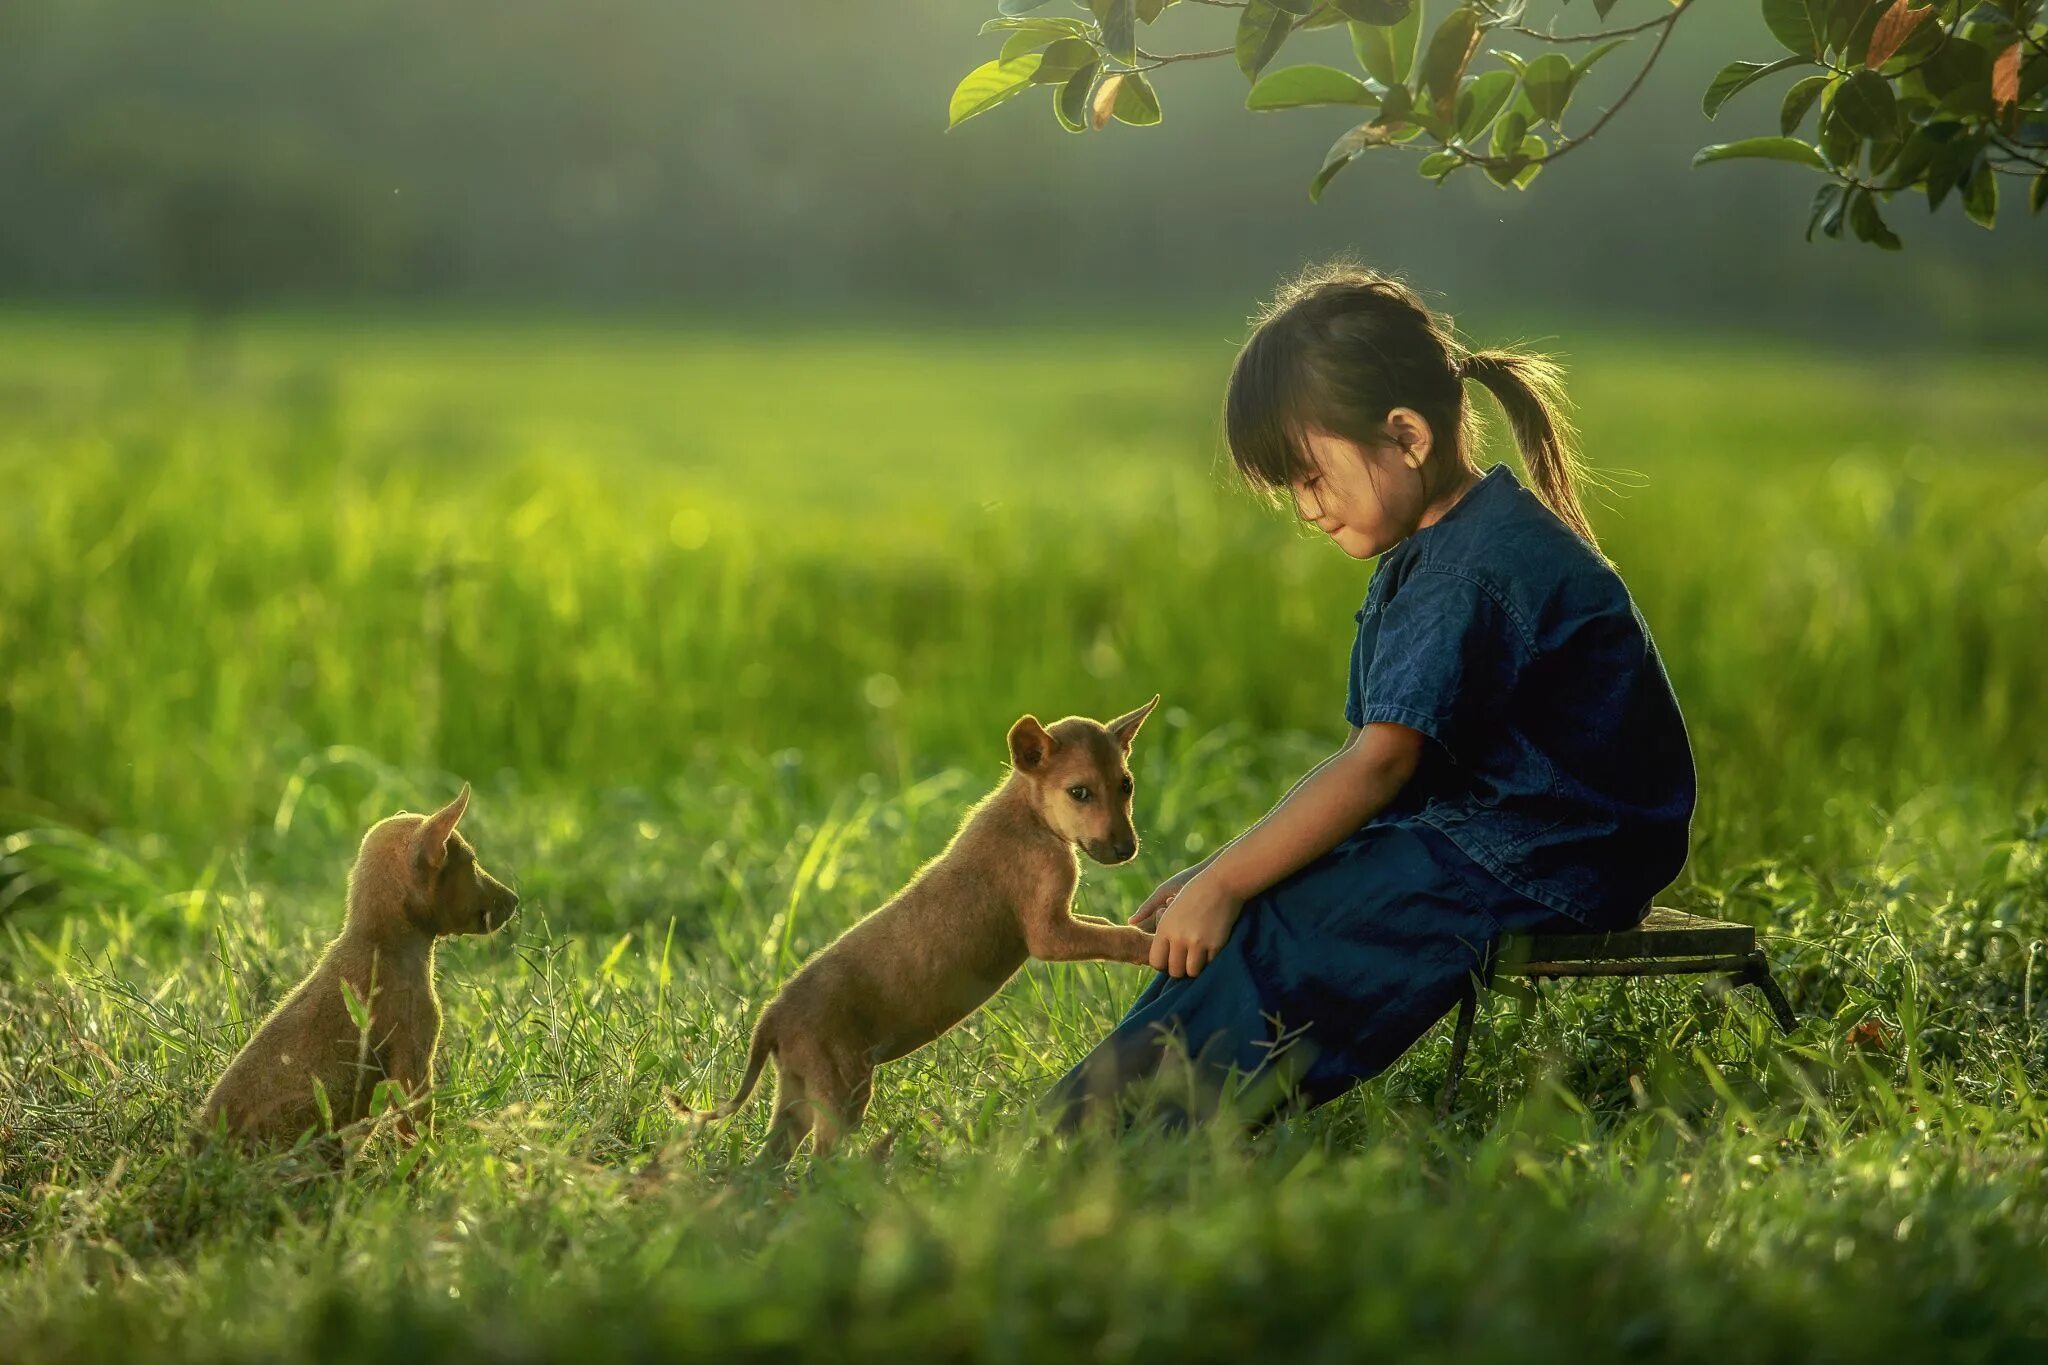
[1107,695,1160,752]
[1007,716,1056,772]
[415,783,471,873]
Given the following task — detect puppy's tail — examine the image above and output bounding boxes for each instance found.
[669,1016,774,1125]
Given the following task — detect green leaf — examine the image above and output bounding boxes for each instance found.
[1237,0,1295,81]
[1113,69,1163,125]
[1826,0,1877,59]
[1918,35,1992,113]
[1691,135,1830,169]
[1374,81,1418,131]
[390,1123,433,1179]
[1923,128,1980,210]
[1091,0,1138,64]
[1418,6,1481,120]
[1137,0,1177,20]
[1031,37,1098,83]
[1248,64,1379,110]
[1352,21,1400,85]
[1879,122,1941,191]
[1571,37,1630,84]
[1962,160,1998,228]
[1001,31,1051,61]
[1846,187,1903,247]
[1512,133,1545,188]
[1832,68,1899,140]
[949,55,1045,127]
[1591,0,1622,18]
[1762,0,1828,59]
[1418,149,1461,181]
[339,977,371,1032]
[1805,181,1847,240]
[1819,102,1862,168]
[1057,61,1099,131]
[1337,0,1413,21]
[1456,69,1517,141]
[1389,0,1425,83]
[1491,106,1529,158]
[1703,57,1805,120]
[1780,74,1829,134]
[980,16,1095,39]
[998,0,1056,14]
[1311,121,1395,200]
[1521,51,1576,125]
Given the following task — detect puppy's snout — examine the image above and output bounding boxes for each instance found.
[482,881,521,932]
[1086,834,1139,866]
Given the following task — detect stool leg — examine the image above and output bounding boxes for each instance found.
[1437,983,1478,1119]
[1735,949,1798,1034]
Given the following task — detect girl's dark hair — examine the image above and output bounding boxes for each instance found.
[1225,260,1599,547]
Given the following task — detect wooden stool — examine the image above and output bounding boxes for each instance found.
[1435,908,1798,1117]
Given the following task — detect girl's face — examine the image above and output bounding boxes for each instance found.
[1288,409,1439,560]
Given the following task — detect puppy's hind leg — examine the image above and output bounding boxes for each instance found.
[757,1062,814,1168]
[808,1061,874,1160]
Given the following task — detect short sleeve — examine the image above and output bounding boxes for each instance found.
[1358,569,1526,762]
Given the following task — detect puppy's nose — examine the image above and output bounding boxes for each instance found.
[1112,837,1137,863]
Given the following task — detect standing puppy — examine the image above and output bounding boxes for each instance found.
[676,698,1162,1163]
[197,785,519,1147]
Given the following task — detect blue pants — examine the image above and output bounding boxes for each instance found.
[1045,821,1589,1130]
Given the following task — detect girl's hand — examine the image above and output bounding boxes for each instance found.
[1130,864,1203,930]
[1148,874,1244,979]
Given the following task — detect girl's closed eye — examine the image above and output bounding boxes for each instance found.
[1295,475,1325,517]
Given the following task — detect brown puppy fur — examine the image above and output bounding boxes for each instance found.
[676,698,1162,1164]
[196,785,519,1148]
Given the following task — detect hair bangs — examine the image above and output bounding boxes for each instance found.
[1224,322,1318,495]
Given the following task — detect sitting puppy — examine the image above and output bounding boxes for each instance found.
[675,699,1160,1163]
[196,785,518,1147]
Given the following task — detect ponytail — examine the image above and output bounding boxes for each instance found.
[1459,349,1599,548]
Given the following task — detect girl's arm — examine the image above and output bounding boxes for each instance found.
[1130,725,1367,927]
[1147,722,1425,978]
[1204,722,1421,900]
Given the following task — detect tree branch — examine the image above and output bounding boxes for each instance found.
[1134,44,1237,65]
[1502,11,1682,45]
[1484,0,1693,170]
[1990,132,2048,172]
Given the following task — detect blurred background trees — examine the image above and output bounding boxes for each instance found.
[0,0,2040,341]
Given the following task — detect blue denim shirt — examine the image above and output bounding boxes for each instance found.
[1344,462,1697,928]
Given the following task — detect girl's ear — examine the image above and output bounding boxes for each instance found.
[1008,716,1056,771]
[1385,407,1432,468]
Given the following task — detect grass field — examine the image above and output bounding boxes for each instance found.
[3,311,2047,1361]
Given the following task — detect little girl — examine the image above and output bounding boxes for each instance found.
[1048,263,1697,1128]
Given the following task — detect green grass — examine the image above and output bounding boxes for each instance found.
[3,311,2047,1361]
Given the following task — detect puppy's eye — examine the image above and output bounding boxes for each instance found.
[1119,775,1133,795]
[1067,786,1092,803]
